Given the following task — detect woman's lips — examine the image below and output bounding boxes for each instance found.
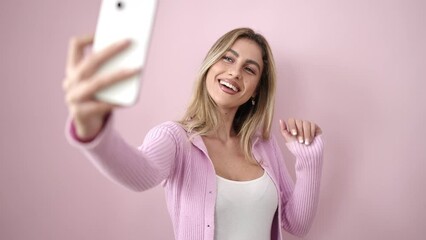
[219,79,240,94]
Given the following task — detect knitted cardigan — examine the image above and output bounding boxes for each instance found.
[66,118,324,240]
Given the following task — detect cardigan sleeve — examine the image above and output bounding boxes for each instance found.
[272,134,324,237]
[65,116,178,192]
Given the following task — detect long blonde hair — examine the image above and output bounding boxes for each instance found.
[180,28,276,161]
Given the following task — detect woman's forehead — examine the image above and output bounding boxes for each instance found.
[228,38,263,68]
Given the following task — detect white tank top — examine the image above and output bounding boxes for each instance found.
[214,171,278,240]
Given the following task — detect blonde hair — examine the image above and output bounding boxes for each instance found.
[180,28,276,161]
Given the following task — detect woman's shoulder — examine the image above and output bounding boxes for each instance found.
[153,121,187,131]
[148,121,189,140]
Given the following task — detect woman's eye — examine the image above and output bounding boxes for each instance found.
[223,56,233,62]
[245,67,255,74]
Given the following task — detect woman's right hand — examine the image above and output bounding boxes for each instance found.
[62,35,141,140]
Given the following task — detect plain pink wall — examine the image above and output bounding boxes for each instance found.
[1,0,425,239]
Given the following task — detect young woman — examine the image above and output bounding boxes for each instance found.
[64,28,324,240]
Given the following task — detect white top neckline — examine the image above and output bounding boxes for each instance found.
[216,170,267,184]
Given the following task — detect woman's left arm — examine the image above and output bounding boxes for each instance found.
[276,118,324,237]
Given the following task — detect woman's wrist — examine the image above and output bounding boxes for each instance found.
[70,113,111,143]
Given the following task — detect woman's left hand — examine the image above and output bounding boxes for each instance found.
[279,118,322,145]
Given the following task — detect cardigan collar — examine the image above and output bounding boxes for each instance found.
[189,132,263,159]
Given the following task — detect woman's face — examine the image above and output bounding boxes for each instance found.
[206,38,263,110]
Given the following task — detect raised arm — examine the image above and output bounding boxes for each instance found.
[276,118,324,236]
[63,35,176,191]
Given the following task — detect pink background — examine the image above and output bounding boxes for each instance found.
[1,0,425,239]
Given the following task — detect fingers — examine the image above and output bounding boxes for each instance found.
[74,38,131,80]
[295,119,304,144]
[287,118,297,136]
[279,119,292,140]
[66,35,94,75]
[315,125,323,135]
[66,67,141,104]
[310,122,317,138]
[280,118,322,145]
[64,37,132,91]
[303,121,311,144]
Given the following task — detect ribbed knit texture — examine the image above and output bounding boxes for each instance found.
[66,116,324,240]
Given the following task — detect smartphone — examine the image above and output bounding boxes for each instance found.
[93,0,158,106]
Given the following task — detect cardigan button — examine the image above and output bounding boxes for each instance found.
[207,225,210,227]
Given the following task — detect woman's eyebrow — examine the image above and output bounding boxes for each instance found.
[228,49,240,57]
[228,49,261,71]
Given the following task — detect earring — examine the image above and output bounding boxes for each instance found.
[251,97,256,106]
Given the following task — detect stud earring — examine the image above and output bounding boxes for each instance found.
[251,97,256,106]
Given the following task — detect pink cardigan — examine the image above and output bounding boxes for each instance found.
[66,117,324,240]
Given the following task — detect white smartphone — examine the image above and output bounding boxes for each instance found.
[93,0,158,106]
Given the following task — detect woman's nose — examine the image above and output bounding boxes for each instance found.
[228,65,242,79]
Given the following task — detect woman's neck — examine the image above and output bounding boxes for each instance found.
[208,107,238,142]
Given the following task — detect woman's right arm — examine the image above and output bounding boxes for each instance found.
[63,36,174,191]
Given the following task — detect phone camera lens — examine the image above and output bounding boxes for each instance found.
[117,1,124,9]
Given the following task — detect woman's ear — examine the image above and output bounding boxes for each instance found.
[252,88,259,98]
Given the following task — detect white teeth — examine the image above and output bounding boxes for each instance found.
[219,80,238,92]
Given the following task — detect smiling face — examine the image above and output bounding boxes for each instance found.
[205,38,264,111]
